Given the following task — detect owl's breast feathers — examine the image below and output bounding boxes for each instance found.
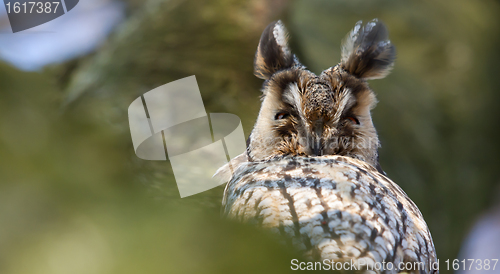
[222,156,437,274]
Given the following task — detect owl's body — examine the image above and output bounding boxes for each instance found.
[223,156,436,273]
[217,20,437,273]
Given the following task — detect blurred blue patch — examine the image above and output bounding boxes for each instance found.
[0,0,124,71]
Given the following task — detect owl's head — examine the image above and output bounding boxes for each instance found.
[247,19,395,172]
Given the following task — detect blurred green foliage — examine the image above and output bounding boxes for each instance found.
[1,0,499,273]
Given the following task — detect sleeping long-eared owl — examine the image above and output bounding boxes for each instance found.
[216,20,438,273]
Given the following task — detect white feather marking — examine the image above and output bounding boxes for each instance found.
[333,88,354,122]
[341,20,362,63]
[273,20,290,56]
[283,83,302,110]
[283,83,307,123]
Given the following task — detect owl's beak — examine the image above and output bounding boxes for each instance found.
[304,132,322,156]
[312,139,322,156]
[310,120,324,156]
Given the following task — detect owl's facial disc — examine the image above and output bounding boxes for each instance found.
[248,68,380,172]
[272,75,369,159]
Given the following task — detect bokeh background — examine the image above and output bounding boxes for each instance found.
[1,0,499,273]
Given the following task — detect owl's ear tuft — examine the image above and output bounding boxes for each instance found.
[340,19,396,80]
[254,20,295,80]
